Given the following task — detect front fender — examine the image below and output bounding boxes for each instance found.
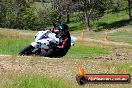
[31,42,39,48]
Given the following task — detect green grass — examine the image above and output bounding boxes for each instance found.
[2,74,78,88]
[109,27,132,44]
[0,28,131,58]
[1,56,132,88]
[71,24,132,44]
[71,30,105,40]
[0,28,112,57]
[109,35,132,44]
[77,60,132,75]
[0,9,132,88]
[0,28,34,55]
[99,11,128,24]
[91,11,129,30]
[69,10,129,31]
[69,22,85,31]
[67,41,112,58]
[0,38,32,55]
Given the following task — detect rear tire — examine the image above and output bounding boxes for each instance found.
[19,45,34,56]
[52,45,71,58]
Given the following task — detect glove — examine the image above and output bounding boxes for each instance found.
[57,45,64,48]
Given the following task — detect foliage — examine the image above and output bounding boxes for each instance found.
[0,0,46,30]
[0,0,131,30]
[50,0,73,23]
[14,0,46,30]
[0,0,15,28]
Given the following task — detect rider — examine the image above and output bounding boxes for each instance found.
[50,22,71,49]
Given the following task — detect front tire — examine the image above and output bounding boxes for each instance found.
[19,45,34,56]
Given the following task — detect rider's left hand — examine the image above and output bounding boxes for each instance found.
[57,45,64,48]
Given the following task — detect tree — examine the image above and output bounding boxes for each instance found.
[50,0,73,23]
[0,0,15,28]
[128,0,132,20]
[73,0,106,31]
[13,0,43,30]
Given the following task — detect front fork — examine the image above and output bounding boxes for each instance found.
[31,42,41,54]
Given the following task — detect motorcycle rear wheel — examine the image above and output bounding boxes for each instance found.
[52,46,71,58]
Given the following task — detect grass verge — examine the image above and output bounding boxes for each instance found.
[67,41,112,58]
[2,74,79,88]
[0,28,112,57]
[109,26,132,44]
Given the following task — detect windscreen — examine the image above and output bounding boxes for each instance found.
[35,32,49,41]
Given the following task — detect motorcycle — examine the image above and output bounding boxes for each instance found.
[19,30,77,57]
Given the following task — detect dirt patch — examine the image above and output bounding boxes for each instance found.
[0,54,132,88]
[0,54,131,79]
[0,56,77,81]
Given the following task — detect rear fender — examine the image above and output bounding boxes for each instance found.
[71,36,77,46]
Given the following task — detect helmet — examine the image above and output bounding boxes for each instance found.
[57,24,69,30]
[58,25,64,30]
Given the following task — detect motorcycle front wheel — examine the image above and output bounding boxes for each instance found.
[19,45,34,56]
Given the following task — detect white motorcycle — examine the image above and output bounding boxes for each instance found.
[19,30,77,57]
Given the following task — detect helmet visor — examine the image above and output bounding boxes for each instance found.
[58,25,64,30]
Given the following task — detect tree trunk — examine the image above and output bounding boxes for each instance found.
[128,0,132,20]
[84,11,90,31]
[83,0,90,31]
[66,12,70,23]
